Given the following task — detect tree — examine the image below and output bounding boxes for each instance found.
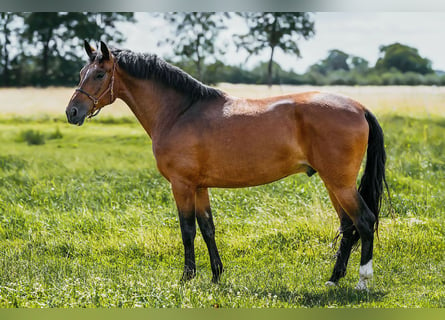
[159,12,229,82]
[0,13,23,86]
[309,49,349,75]
[375,42,433,74]
[235,12,315,87]
[22,12,134,86]
[309,49,369,75]
[350,56,369,73]
[323,49,350,72]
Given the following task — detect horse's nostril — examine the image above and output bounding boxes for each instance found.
[70,107,78,117]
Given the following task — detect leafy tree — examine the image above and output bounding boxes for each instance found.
[323,49,350,72]
[0,13,24,86]
[159,12,229,82]
[375,42,433,75]
[22,12,134,86]
[350,56,369,73]
[309,49,349,75]
[235,12,315,87]
[305,49,372,86]
[309,49,369,75]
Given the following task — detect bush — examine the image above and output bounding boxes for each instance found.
[18,129,46,145]
[404,72,424,85]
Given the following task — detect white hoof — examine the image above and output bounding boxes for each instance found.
[355,278,368,290]
[325,281,337,287]
[356,259,373,290]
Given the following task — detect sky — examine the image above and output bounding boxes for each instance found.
[119,12,445,73]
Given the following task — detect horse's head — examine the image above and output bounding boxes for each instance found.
[66,40,117,125]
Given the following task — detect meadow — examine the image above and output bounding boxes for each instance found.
[0,85,444,308]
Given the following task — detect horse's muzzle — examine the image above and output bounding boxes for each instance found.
[66,104,87,126]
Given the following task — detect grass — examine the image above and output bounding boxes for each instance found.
[0,91,444,307]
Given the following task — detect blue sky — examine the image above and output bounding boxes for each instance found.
[118,12,445,73]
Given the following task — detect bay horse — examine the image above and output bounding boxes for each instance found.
[66,41,388,290]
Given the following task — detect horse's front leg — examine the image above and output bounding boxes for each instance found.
[195,188,223,283]
[171,181,197,281]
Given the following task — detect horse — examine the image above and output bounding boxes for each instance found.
[66,41,388,290]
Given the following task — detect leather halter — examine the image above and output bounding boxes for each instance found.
[75,61,116,118]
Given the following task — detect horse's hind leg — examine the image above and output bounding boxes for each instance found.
[195,188,223,283]
[330,187,376,290]
[325,191,360,286]
[327,217,360,285]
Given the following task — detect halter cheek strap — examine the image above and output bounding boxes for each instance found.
[75,61,116,118]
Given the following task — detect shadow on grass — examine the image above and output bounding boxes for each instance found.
[299,287,386,307]
[255,286,387,307]
[219,279,387,307]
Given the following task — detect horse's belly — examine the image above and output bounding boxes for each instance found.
[202,164,306,188]
[196,110,307,187]
[199,143,307,188]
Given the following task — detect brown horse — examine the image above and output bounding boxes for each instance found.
[66,41,388,290]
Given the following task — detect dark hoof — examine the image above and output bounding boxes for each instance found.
[211,264,224,284]
[328,268,347,284]
[181,268,196,282]
[211,275,220,284]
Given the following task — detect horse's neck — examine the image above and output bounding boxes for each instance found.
[116,75,186,140]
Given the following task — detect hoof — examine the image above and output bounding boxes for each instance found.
[355,278,368,291]
[211,264,224,284]
[325,281,337,287]
[181,269,196,282]
[356,259,373,290]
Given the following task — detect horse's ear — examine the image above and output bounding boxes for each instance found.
[84,40,95,60]
[100,41,110,61]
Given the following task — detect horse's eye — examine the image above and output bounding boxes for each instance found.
[96,72,105,80]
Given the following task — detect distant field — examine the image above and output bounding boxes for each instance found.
[1,85,445,117]
[0,85,444,307]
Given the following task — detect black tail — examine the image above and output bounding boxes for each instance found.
[358,110,389,233]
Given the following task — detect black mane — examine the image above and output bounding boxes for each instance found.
[108,48,224,102]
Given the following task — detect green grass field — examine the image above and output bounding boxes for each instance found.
[0,96,444,307]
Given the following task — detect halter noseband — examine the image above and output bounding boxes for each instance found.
[75,61,116,118]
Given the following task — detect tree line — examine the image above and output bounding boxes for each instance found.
[1,12,444,87]
[0,12,134,86]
